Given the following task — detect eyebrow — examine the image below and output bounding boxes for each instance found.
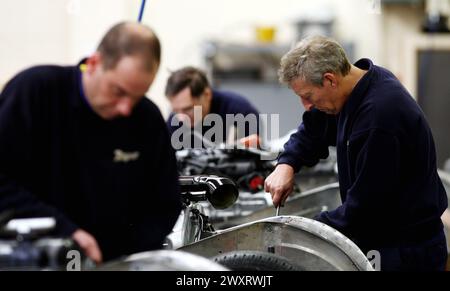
[299,92,312,99]
[116,85,127,95]
[178,105,194,112]
[115,83,142,99]
[113,84,129,96]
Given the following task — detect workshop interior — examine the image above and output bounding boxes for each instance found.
[1,0,450,272]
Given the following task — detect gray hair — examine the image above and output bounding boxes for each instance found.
[278,36,351,86]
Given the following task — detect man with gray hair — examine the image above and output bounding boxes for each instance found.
[264,36,448,271]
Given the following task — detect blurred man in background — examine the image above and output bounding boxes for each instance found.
[166,66,261,149]
[0,22,181,263]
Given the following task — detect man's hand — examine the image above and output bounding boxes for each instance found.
[72,229,103,264]
[239,134,261,148]
[264,164,295,207]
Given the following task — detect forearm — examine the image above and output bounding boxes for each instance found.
[278,110,337,172]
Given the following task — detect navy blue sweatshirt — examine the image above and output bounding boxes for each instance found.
[0,64,182,261]
[167,89,260,148]
[278,59,447,249]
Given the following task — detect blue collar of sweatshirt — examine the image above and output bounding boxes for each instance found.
[340,58,375,119]
[336,58,377,140]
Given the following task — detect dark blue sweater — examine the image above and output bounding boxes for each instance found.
[0,64,182,261]
[278,59,447,249]
[167,89,260,148]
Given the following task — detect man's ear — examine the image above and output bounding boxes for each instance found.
[85,52,102,74]
[323,72,338,88]
[203,87,213,103]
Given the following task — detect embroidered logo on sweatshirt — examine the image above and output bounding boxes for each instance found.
[113,149,140,163]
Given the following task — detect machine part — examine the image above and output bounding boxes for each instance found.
[215,182,340,229]
[176,146,337,222]
[213,250,302,271]
[177,147,276,184]
[180,216,373,271]
[0,217,90,270]
[179,175,239,210]
[180,203,203,246]
[96,250,229,271]
[177,175,239,247]
[4,218,55,236]
[0,238,80,271]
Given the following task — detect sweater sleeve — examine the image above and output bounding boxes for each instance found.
[277,109,337,172]
[0,71,78,236]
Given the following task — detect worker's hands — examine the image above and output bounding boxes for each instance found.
[239,134,261,148]
[264,164,295,207]
[72,229,103,264]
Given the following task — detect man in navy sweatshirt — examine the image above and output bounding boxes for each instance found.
[166,67,261,149]
[264,36,448,271]
[0,22,181,264]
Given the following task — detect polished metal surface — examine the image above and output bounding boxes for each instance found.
[180,215,373,271]
[215,183,341,228]
[96,250,229,271]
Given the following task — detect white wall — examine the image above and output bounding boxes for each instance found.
[1,0,384,117]
[0,0,140,85]
[143,0,384,116]
[66,0,141,60]
[0,0,69,80]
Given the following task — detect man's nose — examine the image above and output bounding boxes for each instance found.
[117,98,133,117]
[177,113,191,124]
[301,99,314,111]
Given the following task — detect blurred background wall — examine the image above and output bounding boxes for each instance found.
[0,0,384,114]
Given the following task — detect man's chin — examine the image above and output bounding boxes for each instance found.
[98,112,119,120]
[318,108,337,115]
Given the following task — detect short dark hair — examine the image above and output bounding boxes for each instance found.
[97,22,161,72]
[165,66,210,98]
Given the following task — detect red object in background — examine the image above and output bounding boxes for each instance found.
[249,175,264,192]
